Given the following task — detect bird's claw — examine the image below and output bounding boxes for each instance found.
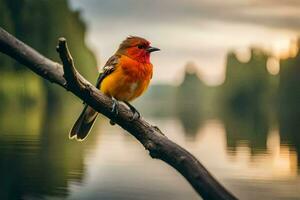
[111,99,119,116]
[130,110,140,121]
[109,100,140,125]
[124,101,140,121]
[110,98,119,125]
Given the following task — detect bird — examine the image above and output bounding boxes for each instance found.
[70,36,160,141]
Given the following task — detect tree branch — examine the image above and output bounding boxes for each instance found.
[0,27,238,200]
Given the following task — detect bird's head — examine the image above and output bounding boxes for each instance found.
[117,36,160,63]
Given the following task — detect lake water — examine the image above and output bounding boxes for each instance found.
[1,106,299,200]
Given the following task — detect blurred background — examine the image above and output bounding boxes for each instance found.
[0,0,299,199]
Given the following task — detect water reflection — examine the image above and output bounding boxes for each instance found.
[222,108,269,155]
[65,118,300,200]
[0,101,99,200]
[279,97,300,168]
[0,100,299,200]
[176,119,298,179]
[227,129,298,180]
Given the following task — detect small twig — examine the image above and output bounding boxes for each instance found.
[56,37,82,90]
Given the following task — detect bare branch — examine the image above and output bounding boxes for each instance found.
[0,27,238,200]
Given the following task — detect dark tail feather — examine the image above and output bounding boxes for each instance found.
[70,105,98,141]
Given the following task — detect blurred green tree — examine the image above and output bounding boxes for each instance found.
[0,0,97,107]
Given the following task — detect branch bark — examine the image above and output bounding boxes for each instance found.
[0,27,238,200]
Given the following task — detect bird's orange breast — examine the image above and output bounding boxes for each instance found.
[100,55,153,102]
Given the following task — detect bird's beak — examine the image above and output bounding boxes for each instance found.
[147,46,160,53]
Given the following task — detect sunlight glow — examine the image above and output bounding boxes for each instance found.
[267,57,280,75]
[235,48,251,63]
[271,38,296,59]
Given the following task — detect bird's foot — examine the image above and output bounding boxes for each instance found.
[124,101,140,121]
[110,98,119,125]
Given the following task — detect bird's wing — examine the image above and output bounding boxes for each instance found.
[96,55,119,88]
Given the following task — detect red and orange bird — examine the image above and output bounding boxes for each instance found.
[70,36,160,140]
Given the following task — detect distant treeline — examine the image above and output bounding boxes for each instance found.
[142,41,300,119]
[138,42,300,155]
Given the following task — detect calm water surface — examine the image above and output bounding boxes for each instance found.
[0,110,299,200]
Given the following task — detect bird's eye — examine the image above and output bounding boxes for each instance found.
[137,44,144,49]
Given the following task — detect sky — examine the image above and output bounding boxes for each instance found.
[69,0,300,85]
